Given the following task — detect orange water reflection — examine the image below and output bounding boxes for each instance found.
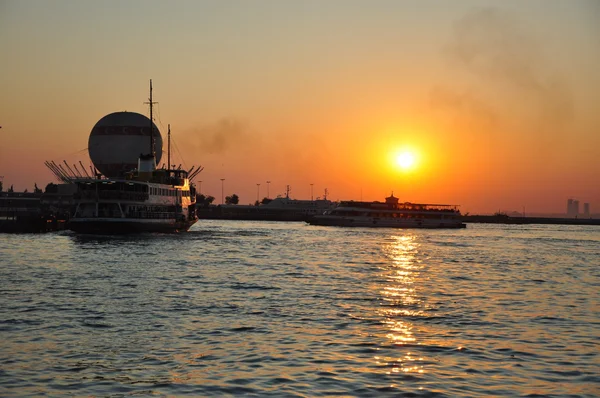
[378,234,425,374]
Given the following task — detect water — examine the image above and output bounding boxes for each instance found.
[1,222,599,397]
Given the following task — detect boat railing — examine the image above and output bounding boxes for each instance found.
[338,201,458,211]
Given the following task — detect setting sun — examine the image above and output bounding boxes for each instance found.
[395,151,416,171]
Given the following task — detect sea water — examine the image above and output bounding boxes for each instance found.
[1,221,598,397]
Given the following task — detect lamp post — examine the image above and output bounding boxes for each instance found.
[266,180,271,198]
[256,183,260,203]
[220,178,225,204]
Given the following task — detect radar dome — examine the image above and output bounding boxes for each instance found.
[88,112,163,178]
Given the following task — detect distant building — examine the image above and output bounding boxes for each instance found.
[583,203,590,218]
[567,198,580,218]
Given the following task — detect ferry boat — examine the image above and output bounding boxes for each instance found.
[68,165,198,234]
[67,82,200,234]
[308,194,466,229]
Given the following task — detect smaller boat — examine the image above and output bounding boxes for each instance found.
[308,194,466,229]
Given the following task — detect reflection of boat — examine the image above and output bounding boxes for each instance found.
[67,81,200,234]
[308,194,466,228]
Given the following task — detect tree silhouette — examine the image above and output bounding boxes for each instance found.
[225,194,239,205]
[196,194,215,207]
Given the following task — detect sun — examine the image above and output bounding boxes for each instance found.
[395,151,416,170]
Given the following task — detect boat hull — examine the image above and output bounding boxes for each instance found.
[308,216,466,229]
[68,218,197,234]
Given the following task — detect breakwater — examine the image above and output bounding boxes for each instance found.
[463,214,600,226]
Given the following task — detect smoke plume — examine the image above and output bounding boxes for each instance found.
[187,117,251,154]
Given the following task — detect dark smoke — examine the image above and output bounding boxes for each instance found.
[189,118,251,154]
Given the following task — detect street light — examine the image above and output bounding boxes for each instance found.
[220,178,225,204]
[256,183,260,203]
[266,180,271,198]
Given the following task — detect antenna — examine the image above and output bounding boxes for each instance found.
[144,79,158,156]
[168,124,171,172]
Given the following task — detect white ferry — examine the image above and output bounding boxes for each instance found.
[308,194,466,229]
[66,81,200,234]
[68,163,198,234]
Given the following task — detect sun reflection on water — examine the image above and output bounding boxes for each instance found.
[378,234,426,374]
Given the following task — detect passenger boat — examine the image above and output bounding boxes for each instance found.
[68,165,198,234]
[308,194,466,228]
[67,81,200,234]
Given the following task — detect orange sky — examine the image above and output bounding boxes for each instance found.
[1,1,598,214]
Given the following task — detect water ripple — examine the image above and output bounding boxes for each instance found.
[0,222,598,397]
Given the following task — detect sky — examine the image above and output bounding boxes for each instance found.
[1,0,598,214]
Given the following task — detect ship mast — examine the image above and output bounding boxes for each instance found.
[148,79,156,156]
